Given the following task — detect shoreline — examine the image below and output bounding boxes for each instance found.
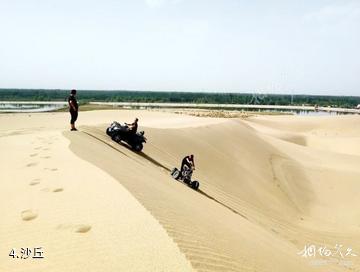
[1,101,359,114]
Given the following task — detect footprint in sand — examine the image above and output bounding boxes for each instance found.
[42,148,50,151]
[76,225,92,233]
[26,162,38,167]
[34,147,42,150]
[271,228,279,234]
[44,167,58,171]
[41,187,64,193]
[57,224,92,233]
[40,156,51,159]
[30,153,38,157]
[29,181,40,186]
[21,210,38,221]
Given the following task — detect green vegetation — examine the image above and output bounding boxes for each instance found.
[0,89,359,108]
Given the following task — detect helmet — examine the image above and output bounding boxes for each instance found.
[71,89,77,95]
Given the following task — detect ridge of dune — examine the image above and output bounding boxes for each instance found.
[243,115,360,229]
[0,124,194,272]
[68,113,359,271]
[245,115,360,156]
[66,128,317,272]
[0,109,226,131]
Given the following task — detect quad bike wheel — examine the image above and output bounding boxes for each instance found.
[171,168,181,180]
[111,134,122,143]
[133,143,143,152]
[190,180,200,190]
[183,177,191,185]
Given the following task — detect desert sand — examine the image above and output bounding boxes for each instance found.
[0,109,359,272]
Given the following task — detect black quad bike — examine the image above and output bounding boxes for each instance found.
[106,121,146,152]
[171,165,200,190]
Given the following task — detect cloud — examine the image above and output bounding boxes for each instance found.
[303,2,360,25]
[144,0,183,8]
[181,19,210,38]
[301,1,360,39]
[145,0,165,8]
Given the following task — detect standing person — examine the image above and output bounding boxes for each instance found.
[68,89,79,131]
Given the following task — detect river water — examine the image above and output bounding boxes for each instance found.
[0,102,356,115]
[0,102,67,113]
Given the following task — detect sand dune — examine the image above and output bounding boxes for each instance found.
[1,110,359,271]
[246,115,360,156]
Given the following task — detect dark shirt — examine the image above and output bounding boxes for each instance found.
[182,156,194,168]
[68,95,78,112]
[129,122,138,134]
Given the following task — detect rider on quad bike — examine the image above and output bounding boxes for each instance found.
[106,118,146,152]
[170,154,199,190]
[126,118,138,134]
[180,155,195,180]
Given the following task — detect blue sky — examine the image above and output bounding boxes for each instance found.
[0,0,359,95]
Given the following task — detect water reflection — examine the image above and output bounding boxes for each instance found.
[0,102,67,113]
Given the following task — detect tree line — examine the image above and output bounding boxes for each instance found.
[0,89,359,108]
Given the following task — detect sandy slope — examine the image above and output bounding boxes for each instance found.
[0,111,201,272]
[1,110,360,272]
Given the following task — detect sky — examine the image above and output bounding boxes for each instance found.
[0,0,359,95]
